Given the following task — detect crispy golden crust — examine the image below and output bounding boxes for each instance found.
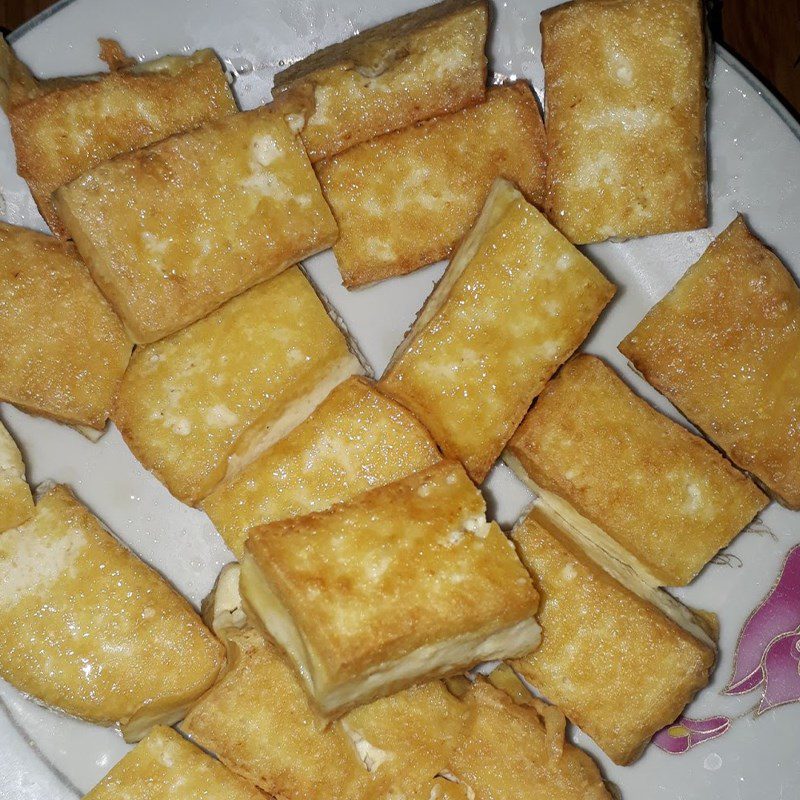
[243,461,538,712]
[0,222,131,429]
[0,420,33,532]
[55,108,338,344]
[511,511,716,765]
[113,268,360,506]
[202,376,441,557]
[0,486,223,735]
[84,726,264,800]
[317,83,546,287]
[542,0,707,243]
[273,0,488,162]
[448,680,612,800]
[9,49,236,238]
[380,180,614,483]
[620,216,800,508]
[507,355,767,586]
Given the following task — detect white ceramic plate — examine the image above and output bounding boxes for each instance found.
[1,1,799,798]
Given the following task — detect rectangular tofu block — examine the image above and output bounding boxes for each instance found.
[202,376,441,557]
[448,680,612,800]
[542,0,707,243]
[84,725,263,800]
[380,179,615,483]
[241,460,540,715]
[317,83,546,287]
[620,216,800,508]
[510,507,716,765]
[272,0,488,162]
[0,222,131,430]
[9,48,236,237]
[0,486,223,741]
[506,355,767,586]
[0,420,34,532]
[113,268,363,505]
[55,108,338,343]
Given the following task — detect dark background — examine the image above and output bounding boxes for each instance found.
[1,0,799,117]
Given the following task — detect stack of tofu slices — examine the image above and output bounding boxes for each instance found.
[0,0,797,797]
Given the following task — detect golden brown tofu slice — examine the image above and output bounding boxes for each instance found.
[202,376,441,557]
[380,179,615,483]
[448,680,612,800]
[55,108,339,344]
[83,725,264,800]
[0,486,223,741]
[0,222,131,430]
[620,216,800,508]
[505,355,767,586]
[0,37,42,111]
[241,460,540,715]
[0,420,33,532]
[272,0,488,163]
[542,0,707,243]
[317,83,546,287]
[510,507,716,765]
[9,48,236,238]
[113,268,363,506]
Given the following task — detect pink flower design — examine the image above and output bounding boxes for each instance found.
[652,716,730,754]
[725,545,800,695]
[758,628,800,714]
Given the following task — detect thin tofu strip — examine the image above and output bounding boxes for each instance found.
[272,0,489,162]
[317,83,546,287]
[542,0,707,243]
[380,178,614,483]
[511,507,716,766]
[9,48,236,237]
[620,216,800,509]
[505,355,767,586]
[55,108,339,343]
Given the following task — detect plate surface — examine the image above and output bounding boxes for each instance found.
[1,1,799,798]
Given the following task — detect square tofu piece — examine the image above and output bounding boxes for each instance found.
[241,460,540,715]
[511,507,716,765]
[542,0,707,243]
[84,725,264,800]
[54,108,338,344]
[113,268,363,506]
[505,355,767,586]
[9,48,236,237]
[448,680,611,800]
[317,83,546,287]
[620,216,800,508]
[0,486,223,741]
[202,376,441,557]
[380,179,615,483]
[0,223,131,430]
[0,420,34,531]
[273,0,488,163]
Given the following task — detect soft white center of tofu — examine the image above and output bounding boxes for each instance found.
[340,722,393,772]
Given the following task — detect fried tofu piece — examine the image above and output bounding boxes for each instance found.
[9,48,235,238]
[83,725,264,800]
[272,0,488,163]
[317,84,546,287]
[506,355,767,586]
[448,680,612,800]
[202,376,441,557]
[242,460,540,715]
[510,507,716,765]
[542,0,707,243]
[0,222,131,430]
[113,268,363,506]
[0,486,223,741]
[620,216,800,508]
[55,109,338,344]
[0,37,41,110]
[380,179,614,483]
[0,420,33,531]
